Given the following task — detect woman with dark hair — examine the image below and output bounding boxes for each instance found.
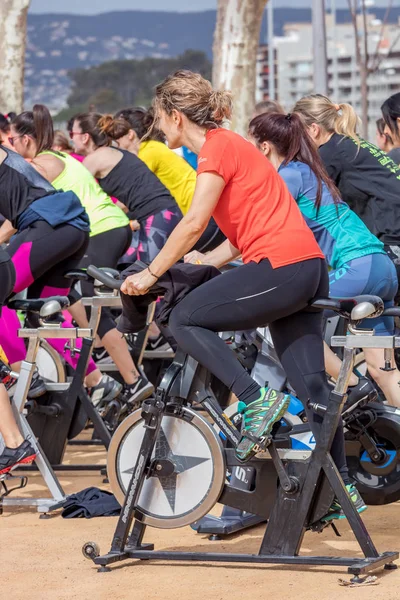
[10,105,152,405]
[69,112,182,266]
[381,92,400,164]
[248,111,399,409]
[114,107,225,252]
[376,117,394,154]
[0,140,120,401]
[294,94,400,247]
[0,113,14,149]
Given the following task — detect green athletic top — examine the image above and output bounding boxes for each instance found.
[278,160,384,270]
[41,151,129,237]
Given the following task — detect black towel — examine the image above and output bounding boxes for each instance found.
[61,487,121,518]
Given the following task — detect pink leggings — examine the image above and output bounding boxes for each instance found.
[0,222,96,375]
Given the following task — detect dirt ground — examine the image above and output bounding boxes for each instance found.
[2,441,400,600]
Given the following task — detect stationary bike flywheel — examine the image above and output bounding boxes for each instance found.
[107,405,225,528]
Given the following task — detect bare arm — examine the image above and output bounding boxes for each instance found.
[121,172,226,294]
[185,239,240,269]
[0,220,17,244]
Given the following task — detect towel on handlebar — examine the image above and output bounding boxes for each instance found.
[117,262,221,334]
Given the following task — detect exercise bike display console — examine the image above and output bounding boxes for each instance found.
[82,269,399,580]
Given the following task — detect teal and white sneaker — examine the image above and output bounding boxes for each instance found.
[236,388,290,461]
[322,484,367,522]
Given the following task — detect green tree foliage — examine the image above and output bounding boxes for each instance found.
[66,49,212,113]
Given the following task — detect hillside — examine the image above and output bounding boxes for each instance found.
[25,7,400,110]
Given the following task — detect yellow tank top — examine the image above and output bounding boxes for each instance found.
[138,140,196,215]
[40,151,129,237]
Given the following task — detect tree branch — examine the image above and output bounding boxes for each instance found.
[369,0,393,73]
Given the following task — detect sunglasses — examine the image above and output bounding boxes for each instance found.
[8,135,22,147]
[69,131,83,140]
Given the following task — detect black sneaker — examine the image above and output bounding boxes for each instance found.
[0,440,37,475]
[92,346,113,365]
[146,334,173,353]
[123,374,154,407]
[343,377,377,415]
[88,375,122,408]
[27,369,47,399]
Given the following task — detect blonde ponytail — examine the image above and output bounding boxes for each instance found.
[293,94,361,145]
[335,103,360,141]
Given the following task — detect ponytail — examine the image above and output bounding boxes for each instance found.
[248,111,341,212]
[335,102,359,141]
[13,104,54,154]
[293,94,361,146]
[73,112,130,148]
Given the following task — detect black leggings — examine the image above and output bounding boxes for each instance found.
[0,258,15,315]
[79,225,132,338]
[169,257,348,481]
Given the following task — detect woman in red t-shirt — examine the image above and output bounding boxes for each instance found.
[121,71,348,494]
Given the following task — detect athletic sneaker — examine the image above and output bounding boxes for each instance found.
[92,346,113,365]
[236,388,290,461]
[342,377,377,414]
[122,374,154,407]
[145,334,173,353]
[322,484,367,522]
[27,369,47,399]
[88,375,122,408]
[0,440,37,475]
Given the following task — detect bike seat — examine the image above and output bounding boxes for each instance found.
[310,295,384,320]
[64,267,120,282]
[7,296,70,316]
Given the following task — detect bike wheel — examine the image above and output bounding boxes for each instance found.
[107,404,225,528]
[346,406,400,505]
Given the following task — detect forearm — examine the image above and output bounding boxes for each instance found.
[0,220,16,244]
[150,216,208,277]
[203,239,241,268]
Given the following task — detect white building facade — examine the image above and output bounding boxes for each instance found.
[257,13,400,140]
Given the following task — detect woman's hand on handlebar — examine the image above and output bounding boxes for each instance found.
[120,269,157,296]
[184,250,209,265]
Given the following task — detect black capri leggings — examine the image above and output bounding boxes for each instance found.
[79,225,132,338]
[169,257,348,481]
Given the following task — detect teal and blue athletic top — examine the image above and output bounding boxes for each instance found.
[278,160,385,270]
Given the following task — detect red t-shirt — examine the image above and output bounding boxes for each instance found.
[197,129,324,268]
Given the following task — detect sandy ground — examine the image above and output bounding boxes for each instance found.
[2,439,400,600]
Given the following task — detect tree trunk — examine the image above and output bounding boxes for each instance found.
[0,0,31,114]
[213,0,267,136]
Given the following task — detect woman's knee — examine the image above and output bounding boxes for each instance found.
[168,303,192,337]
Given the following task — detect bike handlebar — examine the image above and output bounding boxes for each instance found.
[86,265,122,290]
[382,307,400,317]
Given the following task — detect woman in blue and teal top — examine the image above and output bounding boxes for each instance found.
[248,111,400,408]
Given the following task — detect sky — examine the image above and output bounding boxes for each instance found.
[28,0,400,15]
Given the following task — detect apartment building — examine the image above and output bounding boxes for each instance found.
[257,13,400,139]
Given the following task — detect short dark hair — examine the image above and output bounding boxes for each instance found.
[381,92,400,137]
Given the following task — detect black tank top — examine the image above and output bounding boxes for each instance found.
[97,149,178,221]
[0,147,54,227]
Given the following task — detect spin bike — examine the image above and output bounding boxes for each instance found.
[0,294,94,514]
[82,267,398,580]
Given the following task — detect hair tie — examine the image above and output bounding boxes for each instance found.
[285,113,292,121]
[334,104,340,111]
